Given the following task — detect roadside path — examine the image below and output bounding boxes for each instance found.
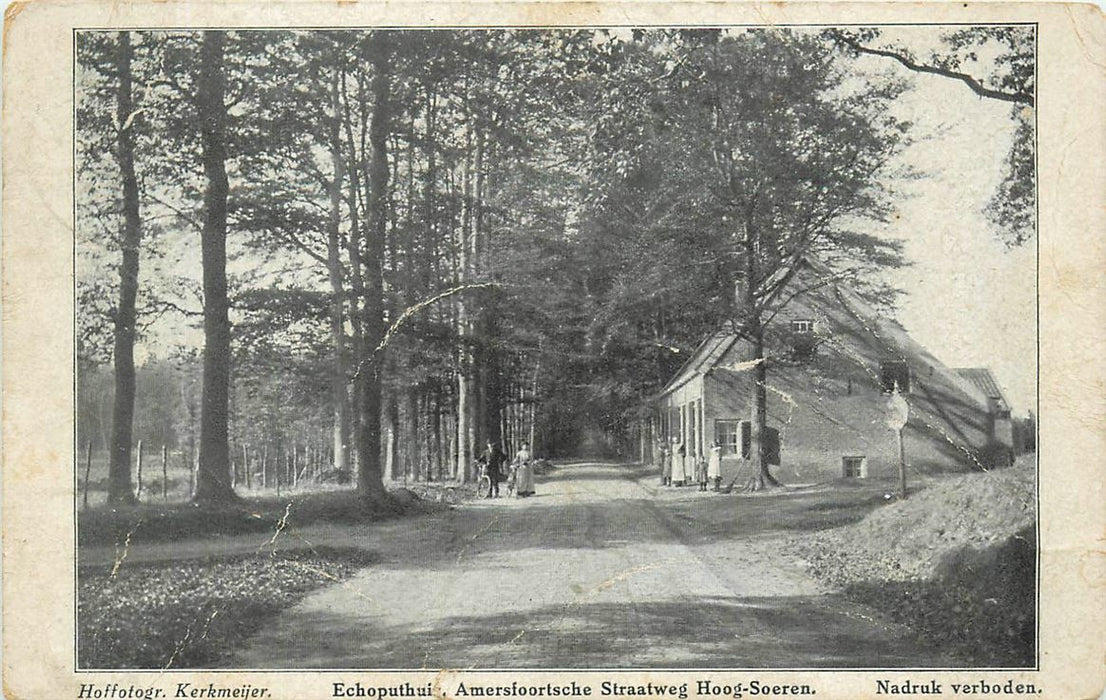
[223,462,954,669]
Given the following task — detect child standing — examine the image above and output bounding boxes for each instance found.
[696,455,709,491]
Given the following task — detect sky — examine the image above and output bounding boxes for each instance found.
[846,29,1037,413]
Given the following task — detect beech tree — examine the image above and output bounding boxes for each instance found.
[194,30,237,503]
[581,30,909,488]
[75,31,156,504]
[353,31,393,503]
[105,32,145,504]
[228,32,355,478]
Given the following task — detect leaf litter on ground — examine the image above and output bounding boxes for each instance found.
[79,546,375,669]
[789,458,1036,666]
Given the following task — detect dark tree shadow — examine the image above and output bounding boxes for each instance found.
[223,594,960,670]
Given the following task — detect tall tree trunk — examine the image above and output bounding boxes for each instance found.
[529,344,541,452]
[501,395,511,458]
[516,378,525,453]
[741,220,779,491]
[194,30,237,504]
[107,31,141,505]
[409,387,420,479]
[432,389,443,480]
[385,397,399,481]
[339,66,366,474]
[454,117,473,482]
[447,411,458,480]
[456,350,472,482]
[327,66,351,474]
[354,32,391,505]
[423,86,438,292]
[466,121,502,453]
[480,312,502,449]
[468,127,490,458]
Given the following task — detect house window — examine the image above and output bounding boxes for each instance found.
[842,456,867,478]
[716,421,781,464]
[715,420,740,456]
[880,361,911,394]
[788,320,818,361]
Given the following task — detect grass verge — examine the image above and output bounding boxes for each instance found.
[78,547,374,669]
[79,489,440,547]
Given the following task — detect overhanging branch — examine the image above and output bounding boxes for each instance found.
[839,36,1034,107]
[349,282,500,382]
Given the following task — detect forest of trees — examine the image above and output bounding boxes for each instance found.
[75,27,1034,505]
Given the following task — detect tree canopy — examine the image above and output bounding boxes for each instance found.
[74,27,1034,502]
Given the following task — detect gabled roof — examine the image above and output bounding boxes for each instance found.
[954,368,1012,413]
[657,330,738,397]
[650,260,1007,469]
[656,260,840,396]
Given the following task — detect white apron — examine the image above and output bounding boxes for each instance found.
[671,445,687,482]
[708,446,722,479]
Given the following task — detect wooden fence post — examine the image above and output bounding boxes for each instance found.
[135,439,143,501]
[898,428,907,500]
[161,444,168,500]
[187,437,196,499]
[82,440,93,510]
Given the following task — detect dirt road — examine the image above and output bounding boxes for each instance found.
[226,461,954,669]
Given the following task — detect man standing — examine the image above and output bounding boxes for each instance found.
[482,441,506,498]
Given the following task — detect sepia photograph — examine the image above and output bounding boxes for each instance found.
[68,24,1043,673]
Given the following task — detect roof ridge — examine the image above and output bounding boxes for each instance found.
[657,328,739,396]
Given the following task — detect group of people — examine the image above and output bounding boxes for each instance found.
[478,441,536,498]
[656,438,722,492]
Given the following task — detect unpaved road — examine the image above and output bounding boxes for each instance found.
[227,461,954,669]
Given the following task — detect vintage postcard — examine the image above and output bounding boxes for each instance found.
[3,1,1104,699]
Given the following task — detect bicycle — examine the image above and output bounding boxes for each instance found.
[476,461,492,499]
[476,460,514,499]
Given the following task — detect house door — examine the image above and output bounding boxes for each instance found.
[688,401,697,459]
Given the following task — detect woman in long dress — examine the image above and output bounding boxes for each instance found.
[514,443,535,497]
[708,441,722,491]
[671,439,687,486]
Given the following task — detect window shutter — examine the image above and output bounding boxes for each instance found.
[739,424,780,463]
[765,428,781,466]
